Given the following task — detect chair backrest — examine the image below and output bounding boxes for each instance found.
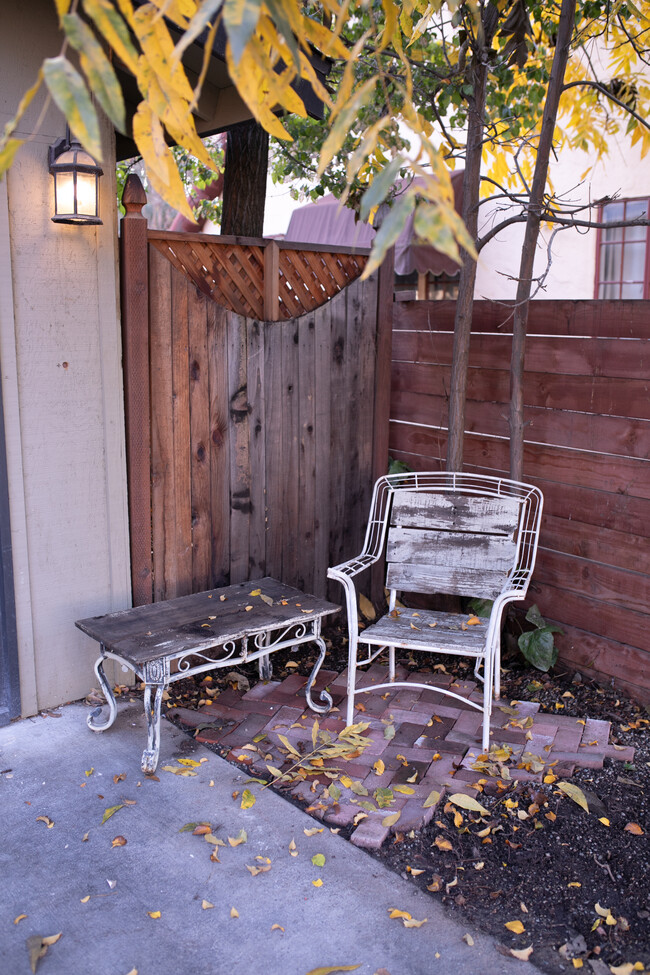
[367,473,542,600]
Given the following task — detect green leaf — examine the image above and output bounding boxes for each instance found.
[223,0,263,65]
[524,604,546,629]
[43,56,102,161]
[383,724,396,740]
[100,804,124,825]
[349,780,368,796]
[311,853,326,867]
[62,13,126,132]
[423,790,441,809]
[359,155,405,224]
[364,193,416,279]
[518,628,558,672]
[328,783,341,802]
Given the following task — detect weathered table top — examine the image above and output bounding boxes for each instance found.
[76,577,339,667]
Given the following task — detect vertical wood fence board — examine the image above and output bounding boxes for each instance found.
[188,284,212,593]
[228,314,252,584]
[298,315,317,594]
[280,320,301,588]
[328,291,351,573]
[149,247,175,602]
[247,318,267,580]
[171,269,193,598]
[207,302,231,587]
[313,300,333,599]
[263,322,285,582]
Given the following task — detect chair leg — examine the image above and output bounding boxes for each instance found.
[388,645,396,681]
[494,640,501,700]
[346,635,358,726]
[481,652,493,752]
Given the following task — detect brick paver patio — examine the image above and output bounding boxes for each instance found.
[172,664,635,850]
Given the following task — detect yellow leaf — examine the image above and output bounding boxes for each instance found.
[230,907,239,918]
[303,827,323,837]
[510,946,534,961]
[572,960,583,969]
[448,793,490,816]
[147,911,161,919]
[305,967,361,975]
[463,933,474,946]
[505,920,525,934]
[389,909,412,919]
[312,879,323,887]
[373,759,385,776]
[403,917,428,928]
[595,902,611,918]
[434,835,452,851]
[177,758,201,767]
[111,835,127,847]
[228,829,248,847]
[467,615,481,625]
[271,924,284,932]
[80,896,91,903]
[240,789,256,809]
[382,811,401,828]
[557,782,589,812]
[36,815,55,828]
[14,914,28,923]
[599,817,610,826]
[423,790,441,809]
[568,882,582,888]
[359,593,376,620]
[393,785,414,795]
[202,900,214,910]
[85,767,94,777]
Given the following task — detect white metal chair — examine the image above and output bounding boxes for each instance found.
[328,472,543,751]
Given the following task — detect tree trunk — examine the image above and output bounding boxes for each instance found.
[221,120,269,237]
[446,5,499,472]
[509,0,576,481]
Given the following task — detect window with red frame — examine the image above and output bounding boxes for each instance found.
[595,198,650,299]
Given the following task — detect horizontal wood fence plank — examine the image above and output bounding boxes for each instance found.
[394,299,650,338]
[530,581,649,653]
[540,513,648,573]
[552,622,650,704]
[392,331,649,381]
[389,422,650,499]
[391,389,650,459]
[535,548,650,615]
[392,361,650,421]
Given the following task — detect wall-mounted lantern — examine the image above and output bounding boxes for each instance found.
[49,129,103,225]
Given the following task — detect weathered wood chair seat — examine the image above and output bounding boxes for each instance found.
[328,472,543,751]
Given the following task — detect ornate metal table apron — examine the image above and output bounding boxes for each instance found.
[75,578,339,773]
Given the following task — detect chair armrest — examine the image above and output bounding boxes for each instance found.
[327,554,378,646]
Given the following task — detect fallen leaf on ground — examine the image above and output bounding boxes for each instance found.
[240,789,256,809]
[505,920,525,934]
[271,924,284,932]
[80,896,90,903]
[305,967,360,975]
[161,765,197,777]
[111,836,127,847]
[373,759,385,776]
[201,900,214,910]
[230,907,239,918]
[289,839,298,857]
[100,805,123,825]
[423,790,441,808]
[113,773,126,784]
[434,835,452,851]
[247,857,272,876]
[624,822,644,835]
[304,827,323,836]
[85,768,94,777]
[382,811,401,828]
[311,853,326,867]
[389,909,411,919]
[403,918,428,928]
[557,782,589,812]
[228,829,247,847]
[312,879,323,887]
[448,793,490,816]
[26,932,62,973]
[35,816,54,829]
[14,914,27,924]
[463,934,474,946]
[509,946,534,961]
[177,758,201,767]
[147,911,161,919]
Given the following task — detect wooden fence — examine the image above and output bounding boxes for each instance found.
[119,177,393,608]
[389,299,650,703]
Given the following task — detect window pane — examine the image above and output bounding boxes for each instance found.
[623,242,645,282]
[600,242,622,283]
[624,200,648,242]
[599,281,619,299]
[602,202,624,241]
[621,282,644,298]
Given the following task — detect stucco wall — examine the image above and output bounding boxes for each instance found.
[0,0,131,714]
[475,100,650,301]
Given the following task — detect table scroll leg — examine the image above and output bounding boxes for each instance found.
[305,635,333,714]
[87,650,118,732]
[141,659,169,774]
[258,633,272,681]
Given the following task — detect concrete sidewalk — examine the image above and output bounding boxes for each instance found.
[0,703,542,975]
